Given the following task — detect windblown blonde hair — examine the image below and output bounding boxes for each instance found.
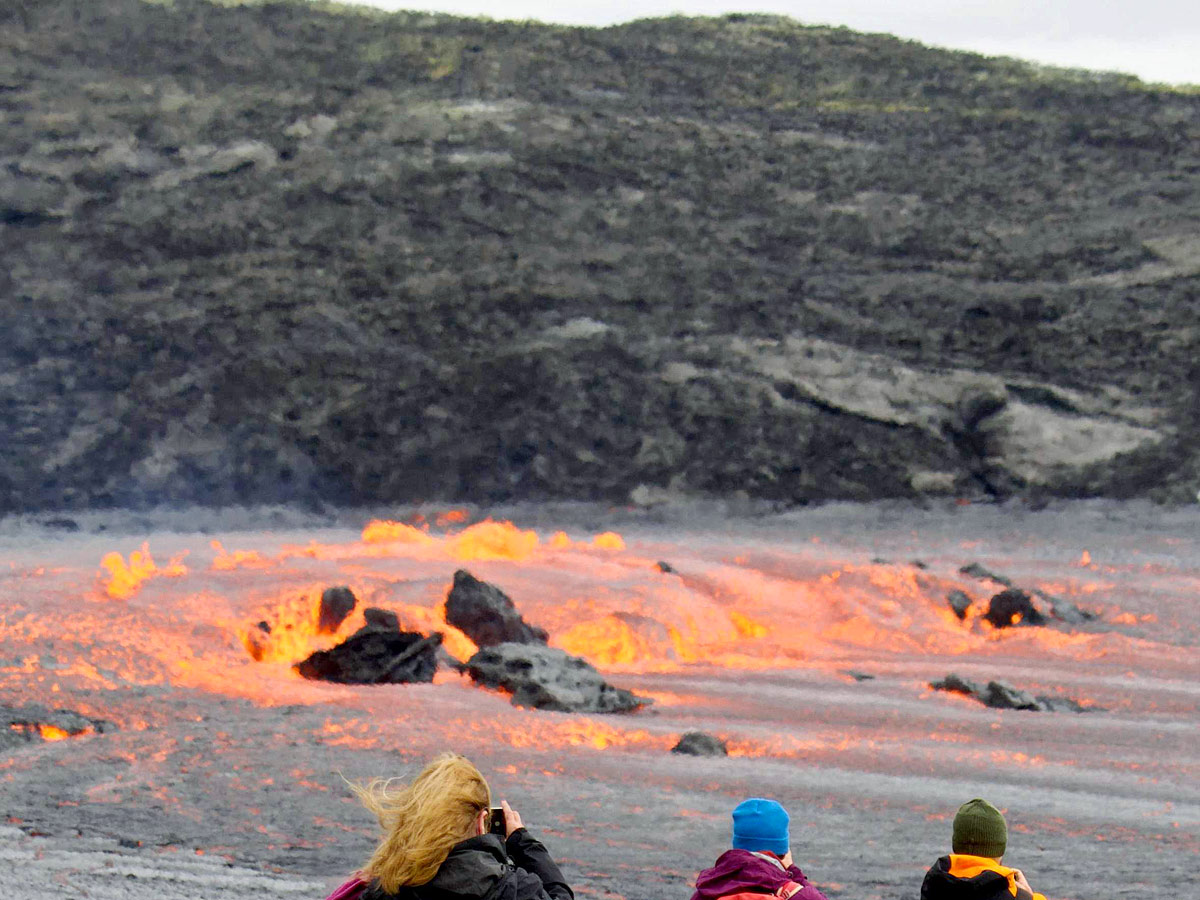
[351,753,492,892]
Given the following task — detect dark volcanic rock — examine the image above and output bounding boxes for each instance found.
[444,570,548,648]
[0,704,114,750]
[295,627,441,684]
[959,564,1014,587]
[929,673,1094,712]
[983,588,1047,628]
[929,673,984,697]
[960,569,1093,627]
[981,680,1043,710]
[317,586,357,634]
[362,607,400,631]
[466,643,649,713]
[946,589,973,620]
[1,1,1197,513]
[671,731,728,756]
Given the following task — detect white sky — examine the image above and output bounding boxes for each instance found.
[339,1,1200,85]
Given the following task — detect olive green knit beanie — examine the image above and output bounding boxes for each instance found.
[952,798,1007,858]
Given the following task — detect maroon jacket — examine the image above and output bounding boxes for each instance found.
[691,849,828,900]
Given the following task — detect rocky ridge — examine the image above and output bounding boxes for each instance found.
[2,1,1199,511]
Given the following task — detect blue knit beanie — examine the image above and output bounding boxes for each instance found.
[731,798,790,857]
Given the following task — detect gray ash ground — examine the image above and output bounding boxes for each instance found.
[0,501,1197,899]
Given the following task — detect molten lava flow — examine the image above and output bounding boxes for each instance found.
[38,724,73,741]
[729,610,768,639]
[360,520,433,545]
[99,543,188,599]
[242,590,335,664]
[557,617,658,666]
[591,532,625,550]
[448,520,539,561]
[556,614,697,667]
[210,541,273,570]
[7,722,80,741]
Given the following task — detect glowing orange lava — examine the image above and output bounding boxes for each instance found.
[8,722,80,741]
[242,590,332,663]
[360,520,433,545]
[591,532,625,550]
[449,520,539,561]
[210,541,273,570]
[99,543,188,599]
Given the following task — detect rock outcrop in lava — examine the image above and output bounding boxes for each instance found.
[671,731,728,756]
[466,643,648,713]
[2,1,1199,514]
[930,673,1093,712]
[444,570,549,648]
[982,588,1047,628]
[294,622,442,685]
[958,563,1095,626]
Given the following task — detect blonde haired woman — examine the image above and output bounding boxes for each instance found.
[326,753,573,900]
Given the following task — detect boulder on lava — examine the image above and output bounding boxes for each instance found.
[671,731,728,756]
[0,704,113,750]
[983,588,1046,628]
[466,642,649,713]
[362,607,399,631]
[946,589,972,620]
[959,566,1094,625]
[317,586,357,634]
[444,569,548,647]
[295,622,442,684]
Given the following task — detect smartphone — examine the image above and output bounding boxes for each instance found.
[488,806,506,836]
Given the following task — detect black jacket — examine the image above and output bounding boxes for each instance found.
[363,829,573,900]
[921,855,1040,900]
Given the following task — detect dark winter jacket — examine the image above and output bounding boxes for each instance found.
[691,849,828,900]
[347,829,572,900]
[921,855,1046,900]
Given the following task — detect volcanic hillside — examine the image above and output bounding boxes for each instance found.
[2,0,1199,512]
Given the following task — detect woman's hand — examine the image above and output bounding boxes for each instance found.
[501,799,524,837]
[1011,869,1032,895]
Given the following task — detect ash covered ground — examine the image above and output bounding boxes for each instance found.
[0,501,1196,900]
